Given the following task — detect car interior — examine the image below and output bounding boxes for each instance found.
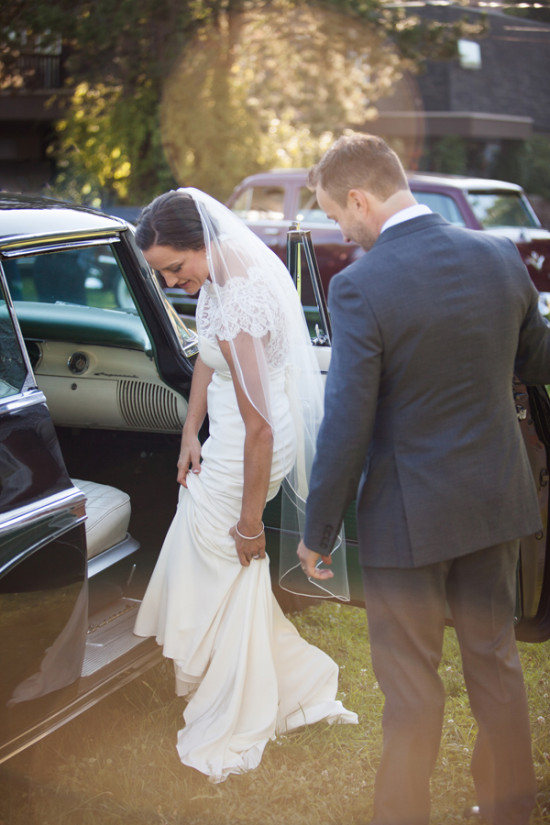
[1,244,191,678]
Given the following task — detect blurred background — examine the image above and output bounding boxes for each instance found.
[1,0,549,223]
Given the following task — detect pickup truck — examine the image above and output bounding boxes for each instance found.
[226,169,550,312]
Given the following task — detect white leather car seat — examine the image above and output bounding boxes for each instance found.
[71,478,132,560]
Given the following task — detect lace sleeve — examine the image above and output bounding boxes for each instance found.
[199,276,287,367]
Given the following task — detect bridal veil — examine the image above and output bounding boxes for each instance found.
[179,187,349,601]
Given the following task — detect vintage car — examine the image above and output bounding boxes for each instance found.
[1,192,550,765]
[225,169,550,311]
[0,193,198,763]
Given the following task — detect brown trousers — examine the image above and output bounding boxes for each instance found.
[362,540,536,825]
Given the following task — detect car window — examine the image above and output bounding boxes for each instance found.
[0,277,28,399]
[6,244,135,312]
[296,187,331,223]
[464,191,538,229]
[411,191,466,226]
[231,186,285,220]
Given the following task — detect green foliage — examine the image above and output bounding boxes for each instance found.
[518,135,550,202]
[50,83,127,206]
[50,81,176,205]
[491,139,524,187]
[426,136,468,175]
[160,0,410,199]
[1,0,482,205]
[503,0,550,25]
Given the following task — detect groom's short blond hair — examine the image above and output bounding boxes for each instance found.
[308,133,409,206]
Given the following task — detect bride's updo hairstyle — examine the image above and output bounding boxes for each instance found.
[135,191,205,252]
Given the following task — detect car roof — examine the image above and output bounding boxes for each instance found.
[235,169,310,187]
[408,173,523,193]
[234,169,524,193]
[0,192,127,248]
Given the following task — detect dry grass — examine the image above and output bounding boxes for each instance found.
[1,602,549,825]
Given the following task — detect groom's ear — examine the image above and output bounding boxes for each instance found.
[347,188,370,216]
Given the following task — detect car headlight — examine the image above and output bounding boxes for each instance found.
[538,292,550,319]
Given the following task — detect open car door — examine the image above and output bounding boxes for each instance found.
[0,249,161,764]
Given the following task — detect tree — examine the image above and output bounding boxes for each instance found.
[1,0,483,204]
[503,0,550,25]
[519,135,550,202]
[2,0,204,203]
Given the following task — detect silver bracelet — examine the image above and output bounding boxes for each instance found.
[235,521,265,541]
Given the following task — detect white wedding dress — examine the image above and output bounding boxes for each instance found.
[134,277,357,782]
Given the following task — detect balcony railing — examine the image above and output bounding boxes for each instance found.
[15,53,63,90]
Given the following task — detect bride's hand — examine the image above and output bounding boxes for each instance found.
[229,522,266,566]
[177,433,202,487]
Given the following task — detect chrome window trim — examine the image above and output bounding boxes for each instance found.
[0,264,37,395]
[1,236,121,258]
[0,388,47,415]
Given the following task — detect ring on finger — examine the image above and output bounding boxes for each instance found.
[252,554,261,560]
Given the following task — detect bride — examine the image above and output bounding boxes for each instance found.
[133,188,357,782]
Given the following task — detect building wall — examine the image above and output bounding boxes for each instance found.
[415,6,550,135]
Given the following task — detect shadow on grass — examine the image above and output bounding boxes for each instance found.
[1,604,549,825]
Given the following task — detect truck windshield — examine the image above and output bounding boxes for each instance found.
[465,190,539,229]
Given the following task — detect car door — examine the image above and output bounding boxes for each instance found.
[0,264,89,761]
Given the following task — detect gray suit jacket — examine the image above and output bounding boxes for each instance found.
[304,213,550,568]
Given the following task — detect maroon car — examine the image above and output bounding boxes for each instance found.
[226,169,550,310]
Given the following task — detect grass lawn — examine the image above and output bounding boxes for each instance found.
[1,602,549,825]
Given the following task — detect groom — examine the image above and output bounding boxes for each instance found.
[297,132,550,825]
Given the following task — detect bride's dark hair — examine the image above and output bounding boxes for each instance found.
[135,191,205,252]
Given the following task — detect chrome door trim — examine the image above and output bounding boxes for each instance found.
[0,486,86,534]
[0,389,47,416]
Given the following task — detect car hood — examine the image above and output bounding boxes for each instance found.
[484,227,550,294]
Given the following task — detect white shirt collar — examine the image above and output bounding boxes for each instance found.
[380,204,432,234]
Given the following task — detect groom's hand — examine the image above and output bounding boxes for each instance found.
[297,540,334,580]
